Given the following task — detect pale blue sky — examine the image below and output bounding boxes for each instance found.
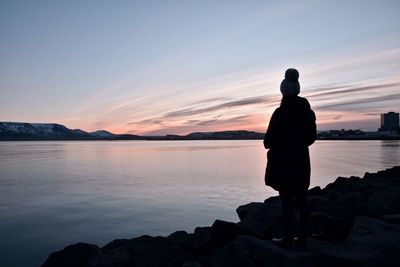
[1,0,399,134]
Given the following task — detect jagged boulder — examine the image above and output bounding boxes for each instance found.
[210,219,254,246]
[41,243,101,267]
[213,235,316,267]
[310,212,353,242]
[236,202,281,238]
[310,217,400,267]
[100,235,185,267]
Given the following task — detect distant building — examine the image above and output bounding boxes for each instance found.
[380,112,399,132]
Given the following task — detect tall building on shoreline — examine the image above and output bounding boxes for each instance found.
[380,112,399,132]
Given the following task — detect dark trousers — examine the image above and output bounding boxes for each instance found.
[279,188,310,240]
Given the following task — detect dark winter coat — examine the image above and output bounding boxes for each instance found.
[264,96,316,191]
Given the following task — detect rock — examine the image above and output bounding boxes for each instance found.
[307,186,322,196]
[213,235,316,267]
[41,243,101,267]
[182,261,203,267]
[363,166,400,187]
[325,176,369,194]
[236,202,281,238]
[167,230,191,245]
[311,213,353,242]
[361,186,400,217]
[168,255,200,267]
[236,202,269,221]
[87,246,130,267]
[180,227,212,255]
[380,214,400,225]
[310,217,400,267]
[346,217,400,259]
[101,235,185,267]
[210,220,253,246]
[325,203,356,219]
[308,196,332,212]
[194,226,212,244]
[322,189,341,201]
[263,195,281,205]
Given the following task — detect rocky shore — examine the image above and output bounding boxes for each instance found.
[42,166,400,267]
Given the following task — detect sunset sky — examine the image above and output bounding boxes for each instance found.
[1,0,399,135]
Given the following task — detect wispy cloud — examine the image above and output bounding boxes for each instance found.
[191,97,231,105]
[305,82,400,100]
[212,114,223,119]
[333,115,342,120]
[195,115,251,126]
[316,93,400,110]
[163,95,278,119]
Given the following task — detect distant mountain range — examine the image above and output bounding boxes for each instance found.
[0,122,265,141]
[1,122,399,141]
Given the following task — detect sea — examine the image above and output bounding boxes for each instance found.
[0,140,399,267]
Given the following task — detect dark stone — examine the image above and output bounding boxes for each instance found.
[181,261,202,267]
[362,186,400,217]
[87,246,129,267]
[322,189,341,201]
[311,217,400,267]
[325,204,356,219]
[325,176,369,194]
[102,235,185,267]
[311,213,353,242]
[194,226,212,243]
[41,243,101,267]
[236,202,269,221]
[213,235,316,267]
[263,195,281,205]
[180,227,212,255]
[210,220,253,246]
[363,166,400,187]
[167,230,191,245]
[168,254,200,267]
[236,202,281,238]
[308,196,332,212]
[307,186,322,196]
[380,214,400,225]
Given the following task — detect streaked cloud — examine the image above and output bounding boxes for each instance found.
[305,82,400,100]
[316,93,400,110]
[163,95,278,119]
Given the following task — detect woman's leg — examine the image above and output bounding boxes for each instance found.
[294,189,310,240]
[279,189,295,241]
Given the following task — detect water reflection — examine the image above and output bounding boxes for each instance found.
[0,140,399,267]
[380,140,400,167]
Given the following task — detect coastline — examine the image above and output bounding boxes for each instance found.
[42,166,400,267]
[1,137,400,141]
[2,123,399,141]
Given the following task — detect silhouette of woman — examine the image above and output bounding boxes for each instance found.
[264,68,316,248]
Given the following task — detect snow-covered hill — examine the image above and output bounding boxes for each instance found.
[89,130,115,138]
[0,122,90,139]
[0,122,144,140]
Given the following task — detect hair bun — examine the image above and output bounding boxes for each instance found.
[285,68,299,82]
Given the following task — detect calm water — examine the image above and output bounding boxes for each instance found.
[0,140,399,267]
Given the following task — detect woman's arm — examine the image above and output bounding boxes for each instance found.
[263,109,280,149]
[306,109,317,146]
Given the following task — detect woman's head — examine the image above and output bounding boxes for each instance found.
[280,68,300,96]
